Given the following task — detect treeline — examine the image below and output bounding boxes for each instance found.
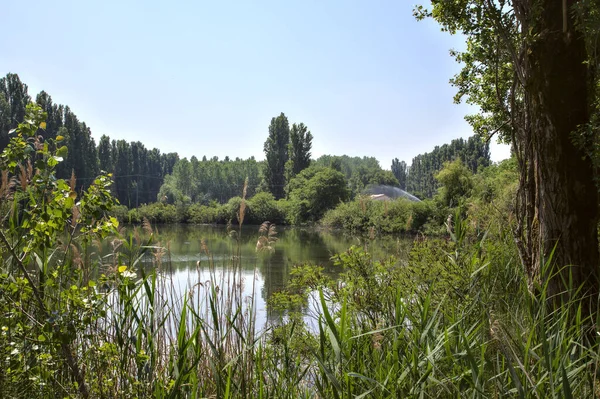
[395,136,491,198]
[1,73,491,219]
[158,113,400,208]
[98,137,179,207]
[313,155,399,194]
[158,156,262,204]
[0,73,179,206]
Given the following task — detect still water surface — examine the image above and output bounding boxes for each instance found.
[121,224,411,327]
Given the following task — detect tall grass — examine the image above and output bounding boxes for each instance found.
[2,216,600,398]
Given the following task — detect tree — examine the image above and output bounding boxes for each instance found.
[418,1,600,307]
[349,167,399,196]
[114,140,131,206]
[435,159,473,207]
[263,113,290,199]
[286,122,313,179]
[391,158,408,190]
[406,136,490,198]
[0,74,30,151]
[287,166,349,223]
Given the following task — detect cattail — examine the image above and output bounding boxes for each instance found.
[238,177,248,227]
[71,203,80,228]
[70,243,83,269]
[26,160,33,180]
[0,170,12,199]
[406,214,413,231]
[153,242,165,267]
[142,217,153,236]
[256,222,277,253]
[69,170,77,191]
[19,165,28,190]
[201,238,209,255]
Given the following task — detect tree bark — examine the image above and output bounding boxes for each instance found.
[519,0,599,310]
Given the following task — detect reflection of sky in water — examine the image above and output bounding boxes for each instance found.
[107,224,412,328]
[167,266,270,329]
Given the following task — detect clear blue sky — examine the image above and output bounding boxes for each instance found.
[1,0,509,167]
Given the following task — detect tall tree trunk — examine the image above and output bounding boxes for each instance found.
[519,0,599,310]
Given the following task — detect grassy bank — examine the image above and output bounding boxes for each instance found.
[2,216,599,398]
[1,106,598,398]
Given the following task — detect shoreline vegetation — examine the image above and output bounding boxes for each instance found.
[3,104,599,398]
[2,0,600,393]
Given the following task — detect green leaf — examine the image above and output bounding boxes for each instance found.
[56,146,68,158]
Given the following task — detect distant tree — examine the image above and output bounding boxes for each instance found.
[435,159,473,207]
[0,74,30,150]
[406,135,490,198]
[114,140,131,206]
[286,122,313,179]
[329,157,342,172]
[172,158,192,199]
[349,166,399,196]
[287,166,349,223]
[391,158,408,190]
[158,156,262,204]
[263,113,290,199]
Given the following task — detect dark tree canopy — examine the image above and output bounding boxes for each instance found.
[263,113,290,199]
[0,74,179,206]
[0,74,30,151]
[405,135,490,199]
[391,158,408,190]
[287,122,313,179]
[419,0,600,307]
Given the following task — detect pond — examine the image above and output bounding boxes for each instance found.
[110,224,413,328]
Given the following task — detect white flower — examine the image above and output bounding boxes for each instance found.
[122,270,137,279]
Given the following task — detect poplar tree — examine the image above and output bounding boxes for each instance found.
[287,122,313,179]
[391,158,408,190]
[263,113,290,199]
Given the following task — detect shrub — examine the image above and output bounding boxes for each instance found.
[321,197,434,234]
[128,202,179,223]
[246,192,284,225]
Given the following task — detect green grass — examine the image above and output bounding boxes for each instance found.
[1,218,600,398]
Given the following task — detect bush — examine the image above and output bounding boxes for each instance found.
[246,192,284,225]
[287,167,349,224]
[187,203,219,224]
[321,197,434,234]
[128,202,179,224]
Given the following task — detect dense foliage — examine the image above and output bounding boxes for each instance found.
[417,0,600,310]
[158,155,262,204]
[2,0,599,395]
[5,108,595,397]
[0,73,493,228]
[0,73,179,207]
[263,113,290,200]
[403,135,490,199]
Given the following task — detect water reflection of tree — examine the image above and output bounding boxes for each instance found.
[113,224,412,321]
[259,248,287,323]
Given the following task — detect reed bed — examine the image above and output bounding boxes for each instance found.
[2,216,600,398]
